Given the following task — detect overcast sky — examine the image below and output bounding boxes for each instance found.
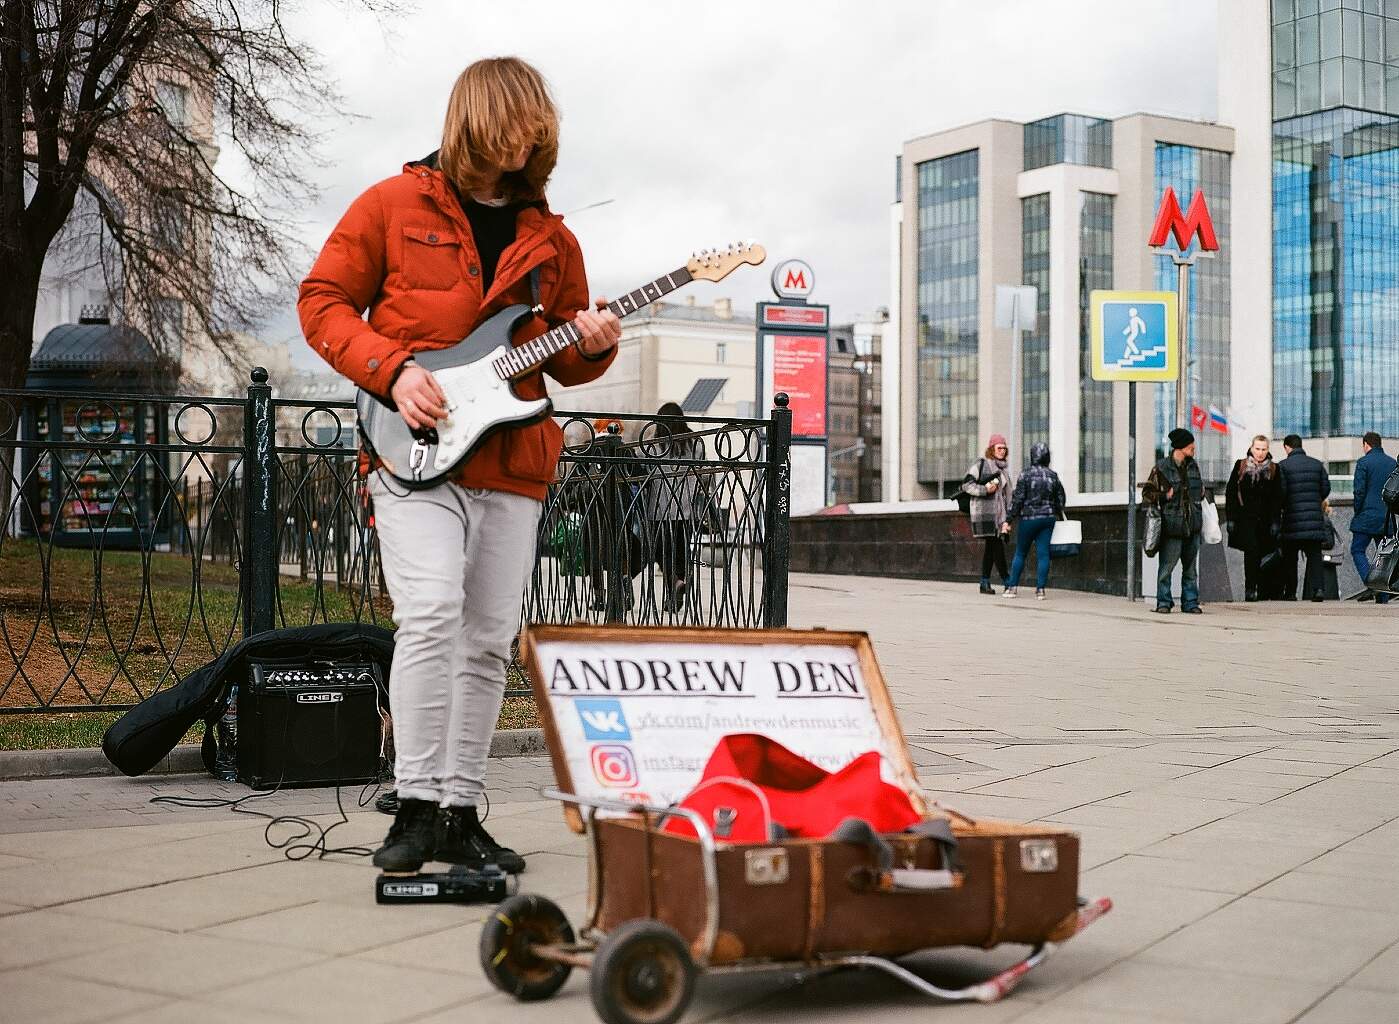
[268,0,1220,369]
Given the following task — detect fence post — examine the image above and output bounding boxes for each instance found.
[242,367,278,636]
[763,393,792,627]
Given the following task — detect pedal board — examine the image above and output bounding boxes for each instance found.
[374,865,515,905]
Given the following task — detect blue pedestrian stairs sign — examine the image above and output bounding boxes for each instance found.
[1090,290,1179,382]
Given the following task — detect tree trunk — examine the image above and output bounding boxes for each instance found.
[0,259,39,540]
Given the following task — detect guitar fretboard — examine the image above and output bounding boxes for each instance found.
[493,266,695,380]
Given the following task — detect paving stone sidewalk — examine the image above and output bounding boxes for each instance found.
[1,575,1397,1023]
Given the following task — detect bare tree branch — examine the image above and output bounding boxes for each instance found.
[0,0,403,395]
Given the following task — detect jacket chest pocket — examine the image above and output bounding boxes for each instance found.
[400,226,464,291]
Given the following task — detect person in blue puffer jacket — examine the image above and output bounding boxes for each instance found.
[1352,431,1397,604]
[1001,441,1066,600]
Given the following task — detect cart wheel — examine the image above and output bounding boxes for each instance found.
[590,919,696,1024]
[479,894,575,1001]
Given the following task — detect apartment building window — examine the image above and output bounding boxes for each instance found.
[716,341,726,363]
[155,80,189,128]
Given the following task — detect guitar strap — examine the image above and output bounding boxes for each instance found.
[529,266,542,310]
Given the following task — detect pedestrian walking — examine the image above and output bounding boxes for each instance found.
[1143,428,1205,614]
[1278,434,1332,602]
[962,433,1012,594]
[1224,434,1282,602]
[1001,442,1065,601]
[1350,431,1396,604]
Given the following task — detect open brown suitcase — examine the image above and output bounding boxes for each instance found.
[480,625,1110,1024]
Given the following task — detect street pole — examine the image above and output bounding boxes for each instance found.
[1175,259,1191,427]
[1009,299,1021,468]
[1127,381,1137,602]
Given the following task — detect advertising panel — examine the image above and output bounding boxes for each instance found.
[764,333,827,438]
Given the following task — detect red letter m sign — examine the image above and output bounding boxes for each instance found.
[783,268,808,290]
[1148,187,1219,252]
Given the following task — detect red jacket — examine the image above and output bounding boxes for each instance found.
[298,156,615,501]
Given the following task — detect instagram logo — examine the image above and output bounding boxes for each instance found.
[590,745,638,788]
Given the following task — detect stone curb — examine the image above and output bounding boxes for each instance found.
[0,728,547,781]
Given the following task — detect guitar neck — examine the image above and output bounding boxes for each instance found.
[493,266,695,380]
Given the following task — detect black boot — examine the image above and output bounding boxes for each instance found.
[979,579,995,595]
[436,805,526,874]
[372,797,437,872]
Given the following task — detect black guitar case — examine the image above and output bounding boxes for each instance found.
[102,623,395,778]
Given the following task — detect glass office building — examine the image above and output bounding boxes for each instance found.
[1021,194,1051,448]
[1153,144,1233,480]
[1024,114,1114,172]
[1079,193,1115,492]
[1271,1,1399,438]
[914,149,980,493]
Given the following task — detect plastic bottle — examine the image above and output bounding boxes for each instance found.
[214,683,239,781]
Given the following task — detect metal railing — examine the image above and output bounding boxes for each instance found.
[0,371,791,713]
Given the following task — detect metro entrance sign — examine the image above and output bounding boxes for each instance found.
[1089,290,1178,383]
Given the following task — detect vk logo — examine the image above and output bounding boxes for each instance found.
[576,698,632,741]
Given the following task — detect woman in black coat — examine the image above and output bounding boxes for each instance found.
[1225,434,1283,602]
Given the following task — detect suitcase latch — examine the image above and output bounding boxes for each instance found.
[1020,838,1058,872]
[745,848,789,886]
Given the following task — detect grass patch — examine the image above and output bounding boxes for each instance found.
[0,712,204,752]
[1,538,539,749]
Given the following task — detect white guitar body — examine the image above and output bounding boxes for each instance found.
[355,305,553,488]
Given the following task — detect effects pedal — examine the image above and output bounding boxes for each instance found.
[374,865,515,905]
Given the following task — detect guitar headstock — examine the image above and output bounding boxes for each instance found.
[687,241,766,283]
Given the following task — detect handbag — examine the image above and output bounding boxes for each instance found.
[1200,499,1222,545]
[1382,465,1399,513]
[1365,536,1399,594]
[1049,517,1081,558]
[1143,507,1163,557]
[1322,516,1339,552]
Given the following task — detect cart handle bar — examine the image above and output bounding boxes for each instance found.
[542,787,724,967]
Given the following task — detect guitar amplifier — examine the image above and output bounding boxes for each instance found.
[238,661,384,789]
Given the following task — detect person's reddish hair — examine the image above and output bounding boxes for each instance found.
[439,57,559,201]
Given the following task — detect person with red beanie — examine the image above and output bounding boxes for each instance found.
[962,434,1012,594]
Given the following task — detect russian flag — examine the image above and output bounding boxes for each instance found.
[1208,405,1228,433]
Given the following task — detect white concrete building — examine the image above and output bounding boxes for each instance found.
[551,297,756,421]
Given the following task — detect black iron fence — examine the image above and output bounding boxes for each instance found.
[0,370,791,713]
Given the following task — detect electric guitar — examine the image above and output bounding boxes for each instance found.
[356,241,766,489]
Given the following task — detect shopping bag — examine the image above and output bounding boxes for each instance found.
[1200,500,1222,545]
[1143,507,1163,557]
[1365,537,1399,595]
[1049,518,1081,558]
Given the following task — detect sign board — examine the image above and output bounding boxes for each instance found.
[523,625,925,832]
[770,258,815,301]
[761,305,829,328]
[993,284,1037,330]
[1148,187,1219,254]
[1089,290,1179,382]
[763,333,827,437]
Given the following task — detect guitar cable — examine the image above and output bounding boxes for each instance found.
[150,670,389,862]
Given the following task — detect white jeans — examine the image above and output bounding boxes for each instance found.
[368,472,541,806]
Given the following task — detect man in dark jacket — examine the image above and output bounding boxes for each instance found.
[1142,428,1205,613]
[1278,434,1332,602]
[1351,431,1397,604]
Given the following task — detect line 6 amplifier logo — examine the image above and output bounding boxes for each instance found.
[295,691,345,704]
